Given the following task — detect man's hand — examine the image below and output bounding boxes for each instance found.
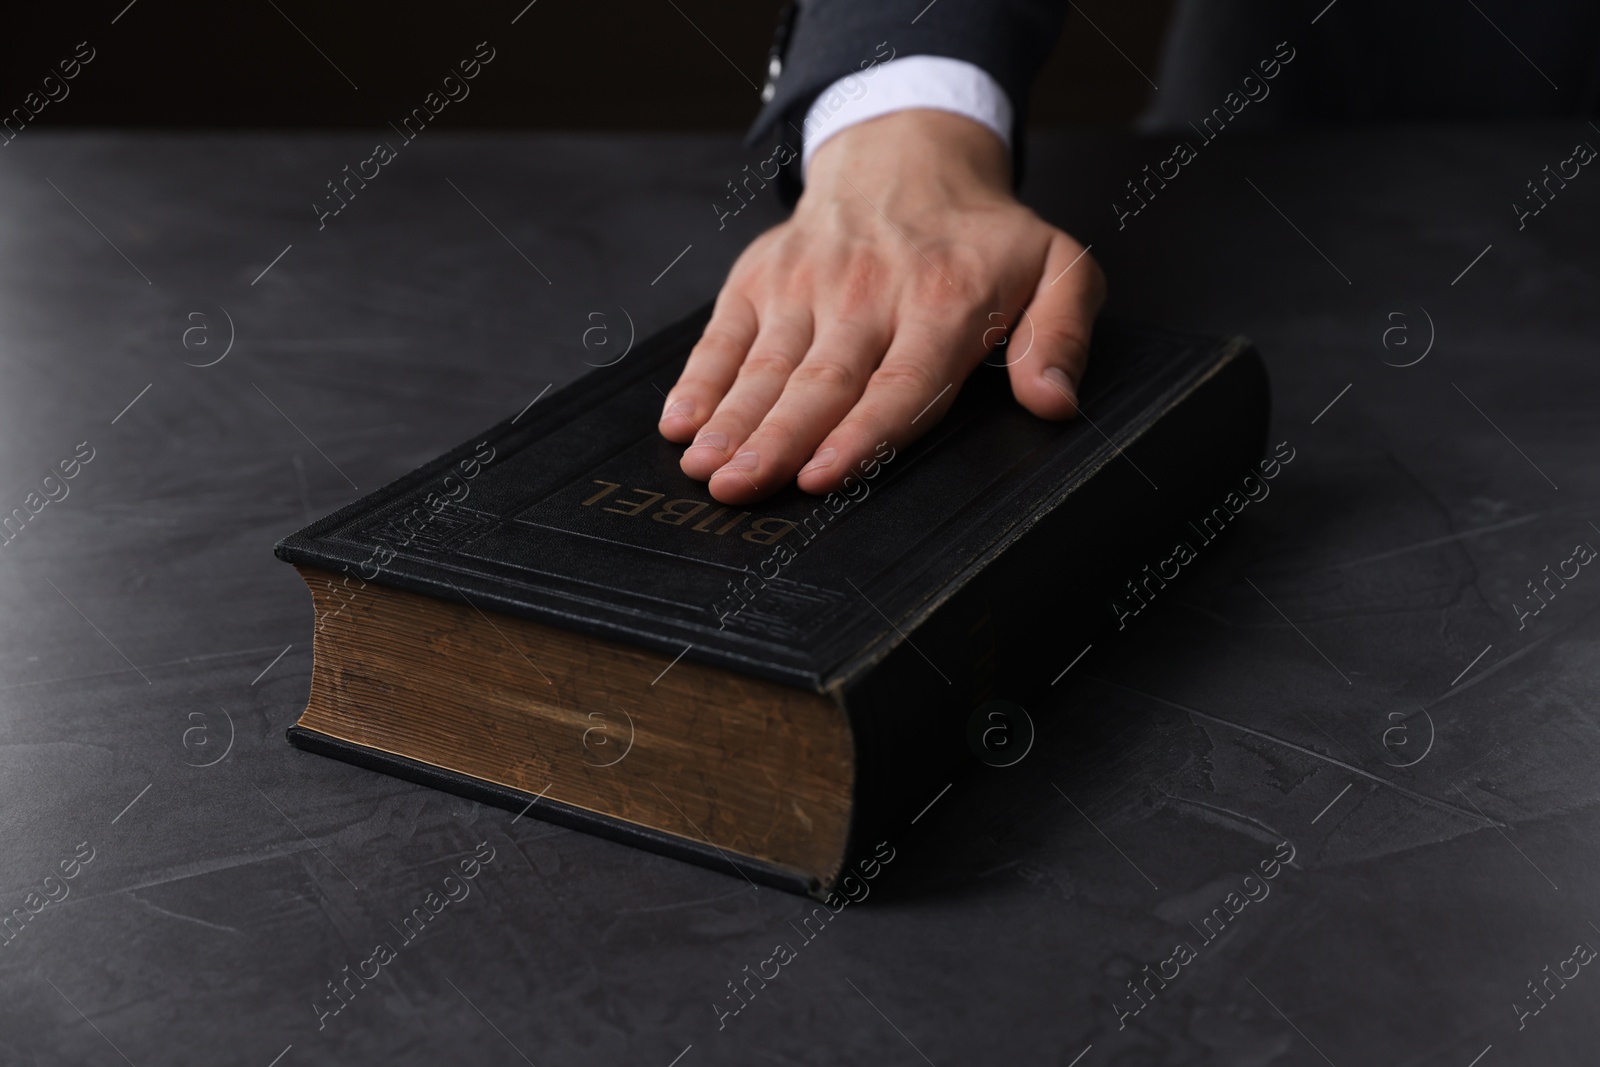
[658,109,1105,504]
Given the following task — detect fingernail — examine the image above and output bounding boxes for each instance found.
[1042,366,1076,404]
[719,450,759,473]
[690,430,728,453]
[799,448,837,474]
[662,396,695,422]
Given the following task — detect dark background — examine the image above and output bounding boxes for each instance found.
[0,0,1174,131]
[6,2,1600,1066]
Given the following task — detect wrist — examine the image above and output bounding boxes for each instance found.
[801,109,1012,211]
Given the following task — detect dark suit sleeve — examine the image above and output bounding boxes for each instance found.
[748,0,1071,167]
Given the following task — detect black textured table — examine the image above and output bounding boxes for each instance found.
[1,123,1597,1066]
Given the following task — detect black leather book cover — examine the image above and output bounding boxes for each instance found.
[273,303,1262,696]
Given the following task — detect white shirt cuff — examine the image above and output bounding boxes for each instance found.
[798,55,1014,181]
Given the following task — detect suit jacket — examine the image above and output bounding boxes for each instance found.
[749,0,1600,198]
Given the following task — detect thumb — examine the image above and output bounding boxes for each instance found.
[1007,232,1106,419]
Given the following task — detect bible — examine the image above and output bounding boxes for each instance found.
[275,304,1270,896]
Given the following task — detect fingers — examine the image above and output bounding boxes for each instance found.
[678,308,814,482]
[706,318,889,503]
[1006,233,1106,419]
[794,315,974,495]
[658,293,759,443]
[662,209,1101,504]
